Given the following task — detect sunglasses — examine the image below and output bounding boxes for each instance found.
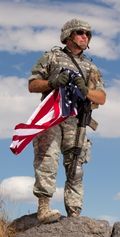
[75,30,91,38]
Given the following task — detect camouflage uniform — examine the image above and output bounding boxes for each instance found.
[30,46,105,216]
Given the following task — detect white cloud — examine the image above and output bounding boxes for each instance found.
[99,0,120,12]
[0,1,119,59]
[0,76,40,138]
[0,176,36,203]
[0,27,60,52]
[0,76,120,138]
[90,36,119,60]
[0,176,64,203]
[91,79,120,138]
[1,76,120,139]
[53,187,64,202]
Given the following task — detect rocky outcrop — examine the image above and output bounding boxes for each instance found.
[9,212,120,237]
[111,222,120,237]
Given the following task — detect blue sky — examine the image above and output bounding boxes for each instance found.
[0,0,120,225]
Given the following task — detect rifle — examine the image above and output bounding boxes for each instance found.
[62,47,98,179]
[69,98,92,179]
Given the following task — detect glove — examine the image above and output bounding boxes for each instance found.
[74,76,88,97]
[48,71,69,89]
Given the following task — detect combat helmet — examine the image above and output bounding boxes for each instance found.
[60,18,92,44]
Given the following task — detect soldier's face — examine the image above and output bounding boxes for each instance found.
[71,30,90,50]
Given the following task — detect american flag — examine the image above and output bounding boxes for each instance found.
[10,70,84,155]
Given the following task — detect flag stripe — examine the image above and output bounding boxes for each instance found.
[10,83,82,155]
[10,88,73,155]
[30,89,59,125]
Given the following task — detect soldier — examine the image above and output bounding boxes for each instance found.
[28,18,106,223]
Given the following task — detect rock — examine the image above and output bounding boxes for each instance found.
[10,213,39,232]
[111,222,120,237]
[10,213,112,237]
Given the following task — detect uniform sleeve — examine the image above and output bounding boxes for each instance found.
[28,51,52,81]
[88,64,106,93]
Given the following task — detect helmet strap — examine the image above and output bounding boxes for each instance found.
[70,38,88,51]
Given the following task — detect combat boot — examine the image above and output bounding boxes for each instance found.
[66,206,81,217]
[37,195,61,223]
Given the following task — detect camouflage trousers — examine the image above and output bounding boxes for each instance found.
[33,116,91,214]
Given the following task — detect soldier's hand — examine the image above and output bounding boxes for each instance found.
[74,76,88,97]
[48,71,69,89]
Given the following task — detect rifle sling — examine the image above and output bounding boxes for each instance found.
[62,47,87,83]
